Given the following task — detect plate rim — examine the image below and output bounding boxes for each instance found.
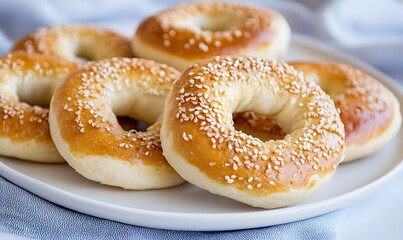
[1,34,403,231]
[2,157,403,231]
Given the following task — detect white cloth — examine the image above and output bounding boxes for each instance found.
[1,0,402,78]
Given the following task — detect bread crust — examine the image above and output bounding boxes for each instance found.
[161,57,345,208]
[0,52,77,162]
[132,2,290,70]
[12,25,133,63]
[49,58,185,189]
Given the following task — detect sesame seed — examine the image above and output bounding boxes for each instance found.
[163,40,171,46]
[182,132,189,141]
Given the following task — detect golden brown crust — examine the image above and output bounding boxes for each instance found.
[161,56,345,204]
[51,58,179,167]
[0,52,77,142]
[234,62,400,161]
[291,62,397,147]
[12,25,133,62]
[134,2,287,60]
[0,52,78,162]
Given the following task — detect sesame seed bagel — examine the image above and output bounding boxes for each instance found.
[12,25,133,63]
[132,2,290,70]
[0,52,78,163]
[49,58,185,189]
[161,56,345,209]
[234,62,402,162]
[293,62,401,161]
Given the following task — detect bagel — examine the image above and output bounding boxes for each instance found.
[12,25,133,63]
[161,56,345,208]
[132,2,290,70]
[233,62,402,162]
[0,52,77,162]
[49,58,185,189]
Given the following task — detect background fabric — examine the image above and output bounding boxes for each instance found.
[1,0,402,81]
[0,0,402,239]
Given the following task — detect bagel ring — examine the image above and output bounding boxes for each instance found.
[132,2,290,70]
[234,62,402,162]
[12,25,133,63]
[49,58,185,189]
[161,56,345,208]
[0,52,77,162]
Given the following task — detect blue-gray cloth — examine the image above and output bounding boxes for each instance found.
[0,177,345,240]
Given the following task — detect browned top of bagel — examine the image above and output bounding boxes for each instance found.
[135,2,286,60]
[51,58,179,166]
[290,62,399,147]
[11,25,133,61]
[163,57,345,195]
[0,52,77,143]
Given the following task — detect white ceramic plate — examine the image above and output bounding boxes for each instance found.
[1,35,402,231]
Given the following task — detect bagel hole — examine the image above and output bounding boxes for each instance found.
[232,112,286,141]
[17,87,51,108]
[74,49,95,62]
[176,14,245,32]
[19,99,49,109]
[117,116,149,132]
[73,40,98,62]
[199,15,245,32]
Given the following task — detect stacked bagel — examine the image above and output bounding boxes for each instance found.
[0,2,400,209]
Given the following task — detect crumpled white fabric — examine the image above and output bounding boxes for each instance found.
[0,0,402,81]
[0,0,402,239]
[1,0,402,82]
